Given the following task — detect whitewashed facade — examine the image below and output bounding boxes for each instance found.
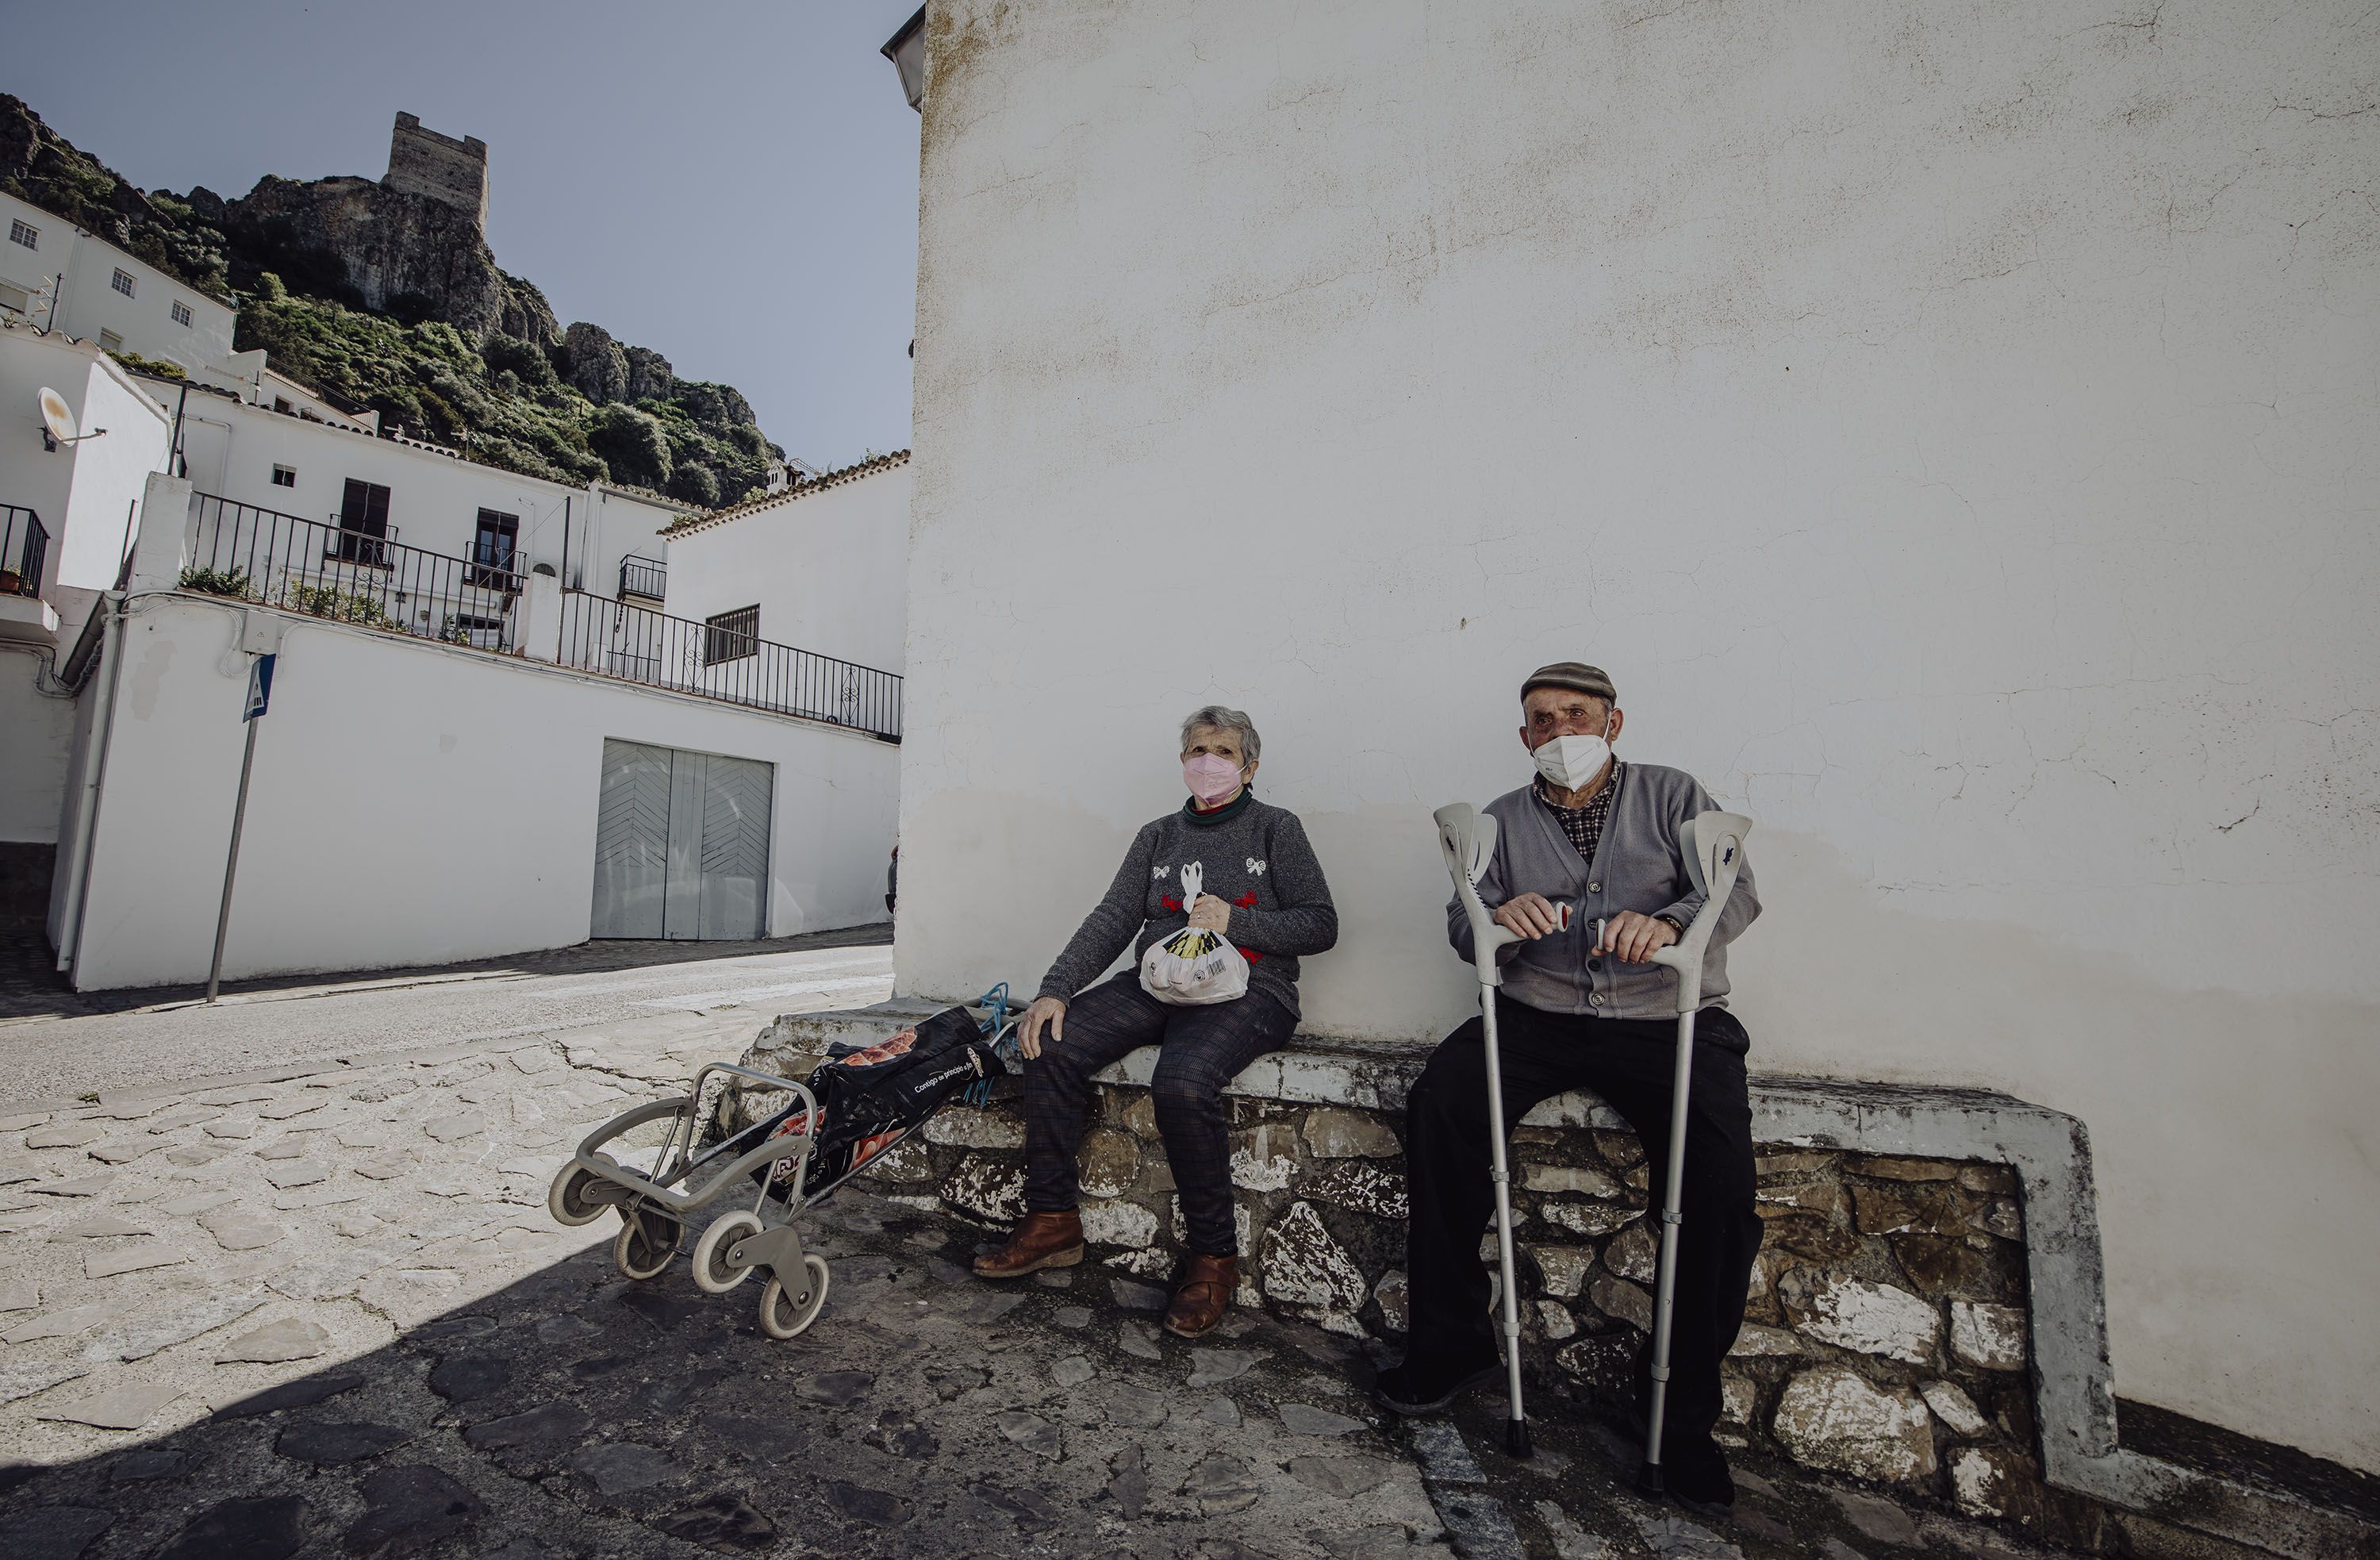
[894,0,2380,1477]
[155,377,683,611]
[0,327,174,850]
[660,451,911,675]
[0,191,237,373]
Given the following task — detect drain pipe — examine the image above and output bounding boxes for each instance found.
[54,592,131,978]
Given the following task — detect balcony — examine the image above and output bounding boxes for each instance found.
[185,494,527,653]
[1,505,47,599]
[618,554,666,601]
[0,505,56,642]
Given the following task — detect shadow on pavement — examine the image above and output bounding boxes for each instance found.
[0,1192,1468,1560]
[0,924,895,1025]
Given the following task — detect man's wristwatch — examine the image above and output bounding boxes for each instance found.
[1656,915,1685,936]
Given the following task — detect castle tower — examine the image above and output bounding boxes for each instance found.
[383,112,489,233]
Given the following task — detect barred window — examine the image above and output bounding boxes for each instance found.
[271,465,296,488]
[8,218,35,249]
[111,268,135,298]
[171,300,193,326]
[703,605,759,667]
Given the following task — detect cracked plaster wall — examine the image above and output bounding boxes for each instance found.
[898,0,2380,1470]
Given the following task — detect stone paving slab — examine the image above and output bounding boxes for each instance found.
[0,989,2108,1560]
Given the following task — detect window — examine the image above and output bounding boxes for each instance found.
[98,329,123,352]
[272,397,291,414]
[0,283,25,317]
[271,465,296,488]
[171,300,193,327]
[703,605,760,667]
[468,509,520,589]
[111,268,135,298]
[8,218,35,250]
[333,478,392,566]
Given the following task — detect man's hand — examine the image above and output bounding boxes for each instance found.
[1597,910,1678,964]
[1018,995,1066,1059]
[1491,892,1567,940]
[1188,894,1232,933]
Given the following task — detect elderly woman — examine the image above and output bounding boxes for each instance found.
[974,705,1338,1336]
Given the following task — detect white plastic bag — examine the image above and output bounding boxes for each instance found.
[1138,862,1251,1006]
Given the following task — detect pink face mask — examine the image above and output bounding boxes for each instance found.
[1183,753,1245,806]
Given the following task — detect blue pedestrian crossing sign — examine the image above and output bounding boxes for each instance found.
[244,653,275,721]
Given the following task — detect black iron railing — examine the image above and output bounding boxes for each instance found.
[618,554,666,600]
[1,505,47,598]
[184,493,524,651]
[555,592,902,740]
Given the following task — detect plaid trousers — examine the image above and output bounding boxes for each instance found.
[1022,972,1295,1256]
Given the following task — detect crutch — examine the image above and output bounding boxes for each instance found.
[1434,802,1539,1459]
[1597,810,1752,1497]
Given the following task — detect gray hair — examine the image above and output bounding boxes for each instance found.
[1180,705,1261,763]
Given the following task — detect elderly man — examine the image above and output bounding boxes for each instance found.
[1377,662,1761,1514]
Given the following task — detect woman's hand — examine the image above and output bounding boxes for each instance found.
[1018,995,1066,1059]
[1188,894,1232,933]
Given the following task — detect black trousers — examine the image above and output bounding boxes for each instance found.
[1403,995,1760,1447]
[1022,973,1295,1256]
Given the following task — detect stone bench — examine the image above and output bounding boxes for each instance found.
[729,1001,2347,1559]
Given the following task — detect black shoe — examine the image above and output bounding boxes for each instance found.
[1373,1351,1503,1416]
[1660,1435,1736,1519]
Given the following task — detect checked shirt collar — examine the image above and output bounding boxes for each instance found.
[1534,761,1625,864]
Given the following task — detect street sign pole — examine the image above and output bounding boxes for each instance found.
[206,653,274,1004]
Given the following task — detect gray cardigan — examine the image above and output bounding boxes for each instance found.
[1448,763,1760,1021]
[1039,796,1338,1021]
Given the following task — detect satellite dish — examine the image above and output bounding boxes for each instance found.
[37,386,104,451]
[39,387,76,443]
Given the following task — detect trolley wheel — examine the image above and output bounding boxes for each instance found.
[612,1207,682,1281]
[547,1164,608,1228]
[693,1211,766,1294]
[758,1255,831,1339]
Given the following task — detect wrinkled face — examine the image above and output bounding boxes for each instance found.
[1520,688,1619,753]
[1182,724,1256,781]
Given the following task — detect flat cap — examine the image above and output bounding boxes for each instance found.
[1521,661,1616,702]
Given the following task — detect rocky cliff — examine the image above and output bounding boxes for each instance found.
[0,96,782,506]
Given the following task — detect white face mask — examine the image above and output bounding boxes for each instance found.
[1532,724,1613,790]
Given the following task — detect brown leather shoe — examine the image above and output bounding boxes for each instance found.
[1163,1252,1238,1338]
[972,1210,1084,1279]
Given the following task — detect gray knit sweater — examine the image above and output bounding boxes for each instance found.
[1038,795,1338,1021]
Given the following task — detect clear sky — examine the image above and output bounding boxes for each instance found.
[4,0,924,471]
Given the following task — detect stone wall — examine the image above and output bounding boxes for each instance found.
[732,1006,2090,1545]
[383,112,489,233]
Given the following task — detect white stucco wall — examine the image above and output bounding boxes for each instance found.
[898,1,2380,1469]
[0,192,237,371]
[662,460,912,675]
[0,329,174,597]
[166,397,678,601]
[67,592,898,991]
[0,332,171,848]
[0,649,75,844]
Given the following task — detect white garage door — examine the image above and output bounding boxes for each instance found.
[590,739,774,939]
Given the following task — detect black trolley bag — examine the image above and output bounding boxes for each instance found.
[744,1004,1008,1197]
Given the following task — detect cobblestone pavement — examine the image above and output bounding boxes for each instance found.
[0,979,2089,1558]
[0,927,894,1101]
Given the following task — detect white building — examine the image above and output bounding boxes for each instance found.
[659,450,911,675]
[0,325,174,857]
[893,0,2378,1497]
[0,191,237,374]
[149,371,684,625]
[48,475,899,991]
[1,284,901,983]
